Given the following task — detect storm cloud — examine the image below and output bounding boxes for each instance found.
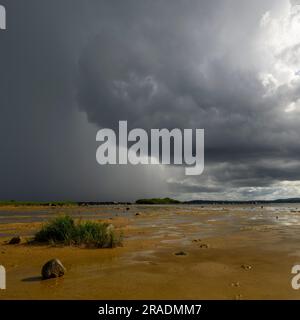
[1,0,300,201]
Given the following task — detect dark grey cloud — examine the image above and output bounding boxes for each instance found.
[1,0,300,201]
[0,0,167,201]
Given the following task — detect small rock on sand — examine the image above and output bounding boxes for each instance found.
[8,236,21,245]
[199,243,209,249]
[231,282,240,287]
[241,264,252,271]
[174,251,187,256]
[41,259,66,280]
[135,212,142,216]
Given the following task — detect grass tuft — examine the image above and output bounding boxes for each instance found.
[34,215,122,248]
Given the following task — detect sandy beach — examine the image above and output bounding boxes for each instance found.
[1,204,300,300]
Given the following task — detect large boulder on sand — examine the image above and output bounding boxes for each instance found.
[41,259,66,280]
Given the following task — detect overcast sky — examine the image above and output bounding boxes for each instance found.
[1,0,300,201]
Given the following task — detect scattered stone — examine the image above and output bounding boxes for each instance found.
[199,243,209,249]
[126,207,130,211]
[174,251,187,256]
[276,216,279,219]
[192,239,201,243]
[41,259,66,280]
[8,236,21,245]
[135,212,141,216]
[241,264,252,271]
[231,282,240,287]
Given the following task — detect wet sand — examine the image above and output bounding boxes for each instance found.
[1,204,300,299]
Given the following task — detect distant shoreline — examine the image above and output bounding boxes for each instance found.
[1,197,300,207]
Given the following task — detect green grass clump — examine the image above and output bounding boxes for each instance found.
[74,221,119,248]
[34,215,122,248]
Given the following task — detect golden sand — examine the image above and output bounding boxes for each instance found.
[0,204,300,299]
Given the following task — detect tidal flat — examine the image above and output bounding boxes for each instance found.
[1,204,300,299]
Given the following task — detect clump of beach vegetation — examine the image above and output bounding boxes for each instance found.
[34,215,122,248]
